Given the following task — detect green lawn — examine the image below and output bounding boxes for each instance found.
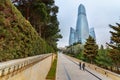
[46,55,57,80]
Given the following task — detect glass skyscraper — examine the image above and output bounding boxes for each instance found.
[89,28,96,40]
[76,4,89,44]
[69,4,96,45]
[69,27,76,45]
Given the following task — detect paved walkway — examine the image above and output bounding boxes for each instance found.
[56,52,112,80]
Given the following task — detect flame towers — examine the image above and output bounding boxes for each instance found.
[69,27,76,45]
[69,4,96,45]
[76,4,89,44]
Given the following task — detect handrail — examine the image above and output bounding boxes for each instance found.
[85,63,120,80]
[0,53,52,76]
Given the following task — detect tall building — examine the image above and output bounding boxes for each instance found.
[69,4,96,45]
[76,4,89,44]
[69,27,76,45]
[89,28,96,40]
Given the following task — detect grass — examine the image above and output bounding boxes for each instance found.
[46,55,57,80]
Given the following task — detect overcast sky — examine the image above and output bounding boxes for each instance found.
[55,0,120,47]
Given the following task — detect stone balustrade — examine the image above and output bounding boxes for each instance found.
[0,53,52,77]
[85,63,120,80]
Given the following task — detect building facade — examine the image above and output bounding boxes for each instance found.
[76,4,89,44]
[69,27,76,45]
[69,4,96,45]
[89,28,96,40]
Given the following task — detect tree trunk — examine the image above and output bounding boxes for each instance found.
[39,25,41,37]
[26,7,29,20]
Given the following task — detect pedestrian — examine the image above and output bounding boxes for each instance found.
[82,63,85,71]
[79,62,81,69]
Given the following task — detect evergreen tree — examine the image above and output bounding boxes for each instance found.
[77,50,85,61]
[84,36,98,63]
[107,23,120,69]
[95,45,112,68]
[12,0,62,51]
[0,0,53,61]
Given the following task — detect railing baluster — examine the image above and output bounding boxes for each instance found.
[0,53,52,77]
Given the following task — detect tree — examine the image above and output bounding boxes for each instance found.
[13,0,49,36]
[12,0,62,51]
[84,36,98,63]
[107,23,120,71]
[0,0,54,61]
[95,45,112,68]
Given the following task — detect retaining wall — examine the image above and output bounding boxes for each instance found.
[0,53,53,80]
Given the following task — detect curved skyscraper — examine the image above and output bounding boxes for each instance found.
[69,27,76,45]
[76,4,89,44]
[69,4,96,45]
[89,28,96,40]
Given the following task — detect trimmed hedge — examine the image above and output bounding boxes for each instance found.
[0,0,53,61]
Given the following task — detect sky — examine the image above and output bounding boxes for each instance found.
[55,0,120,47]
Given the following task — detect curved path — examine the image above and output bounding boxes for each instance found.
[56,52,112,80]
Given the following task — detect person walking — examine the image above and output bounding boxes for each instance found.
[82,63,85,71]
[79,62,81,69]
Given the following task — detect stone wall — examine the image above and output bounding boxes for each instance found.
[0,53,53,80]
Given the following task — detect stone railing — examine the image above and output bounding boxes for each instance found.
[0,53,52,77]
[85,63,120,80]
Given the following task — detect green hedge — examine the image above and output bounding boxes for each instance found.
[0,0,53,61]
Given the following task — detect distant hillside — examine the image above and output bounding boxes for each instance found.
[0,0,53,61]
